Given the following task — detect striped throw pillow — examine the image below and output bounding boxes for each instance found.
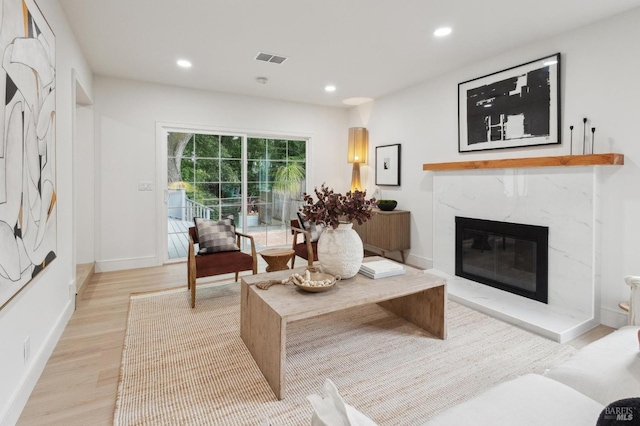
[194,216,239,254]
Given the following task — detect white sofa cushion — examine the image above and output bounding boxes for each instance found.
[544,326,640,405]
[423,374,603,426]
[307,379,378,426]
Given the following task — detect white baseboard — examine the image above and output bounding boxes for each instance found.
[406,253,432,270]
[361,246,432,270]
[96,255,160,272]
[0,292,74,426]
[600,306,628,329]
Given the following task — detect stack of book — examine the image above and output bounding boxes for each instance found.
[359,259,405,279]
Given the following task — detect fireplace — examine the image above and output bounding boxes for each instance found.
[455,216,549,304]
[433,169,598,342]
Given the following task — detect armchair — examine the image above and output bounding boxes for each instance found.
[187,222,257,308]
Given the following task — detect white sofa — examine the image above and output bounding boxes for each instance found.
[424,325,640,426]
[422,275,640,425]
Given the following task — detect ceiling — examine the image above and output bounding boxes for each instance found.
[58,0,640,108]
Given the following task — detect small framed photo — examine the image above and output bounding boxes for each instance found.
[375,144,401,186]
[458,53,561,152]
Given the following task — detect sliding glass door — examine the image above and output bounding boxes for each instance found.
[165,131,307,260]
[246,137,306,248]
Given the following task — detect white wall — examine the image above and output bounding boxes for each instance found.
[0,0,93,424]
[353,7,640,328]
[93,77,350,271]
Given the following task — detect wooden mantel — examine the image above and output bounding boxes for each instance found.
[423,153,624,171]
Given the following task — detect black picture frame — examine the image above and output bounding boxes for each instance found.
[458,53,561,152]
[375,144,401,186]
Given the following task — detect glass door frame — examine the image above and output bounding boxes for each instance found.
[156,122,312,264]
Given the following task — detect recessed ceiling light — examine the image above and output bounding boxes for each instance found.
[325,85,336,92]
[177,59,192,68]
[434,27,452,37]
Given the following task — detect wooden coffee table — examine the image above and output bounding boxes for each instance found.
[260,248,295,272]
[240,257,447,399]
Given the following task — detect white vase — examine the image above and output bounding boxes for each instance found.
[317,223,363,279]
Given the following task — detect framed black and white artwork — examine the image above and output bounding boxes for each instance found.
[375,144,401,186]
[0,0,57,310]
[458,53,561,152]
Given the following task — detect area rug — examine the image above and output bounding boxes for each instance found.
[114,282,576,425]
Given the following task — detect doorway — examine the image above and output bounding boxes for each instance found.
[72,74,94,303]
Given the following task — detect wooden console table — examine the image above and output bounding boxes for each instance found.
[354,209,410,263]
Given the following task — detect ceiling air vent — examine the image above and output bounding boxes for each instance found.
[255,52,288,64]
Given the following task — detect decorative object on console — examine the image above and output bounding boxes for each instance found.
[458,53,561,152]
[375,144,401,186]
[0,0,57,310]
[376,199,397,211]
[299,184,376,278]
[591,127,596,155]
[348,127,368,192]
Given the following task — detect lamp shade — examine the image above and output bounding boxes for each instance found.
[347,127,368,164]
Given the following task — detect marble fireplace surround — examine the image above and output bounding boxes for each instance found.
[424,154,623,343]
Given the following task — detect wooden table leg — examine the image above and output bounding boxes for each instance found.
[240,283,287,399]
[378,284,447,339]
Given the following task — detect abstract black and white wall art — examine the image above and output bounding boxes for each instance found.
[458,53,560,152]
[0,0,56,309]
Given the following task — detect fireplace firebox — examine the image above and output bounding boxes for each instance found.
[455,216,549,303]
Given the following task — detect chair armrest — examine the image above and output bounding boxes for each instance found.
[235,231,258,273]
[188,234,197,307]
[188,234,196,263]
[290,225,308,236]
[291,225,310,246]
[290,225,314,261]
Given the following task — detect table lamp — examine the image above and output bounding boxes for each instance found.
[347,127,368,192]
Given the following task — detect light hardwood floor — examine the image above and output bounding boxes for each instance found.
[18,262,614,425]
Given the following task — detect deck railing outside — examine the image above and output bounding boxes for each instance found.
[185,197,211,221]
[168,189,212,221]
